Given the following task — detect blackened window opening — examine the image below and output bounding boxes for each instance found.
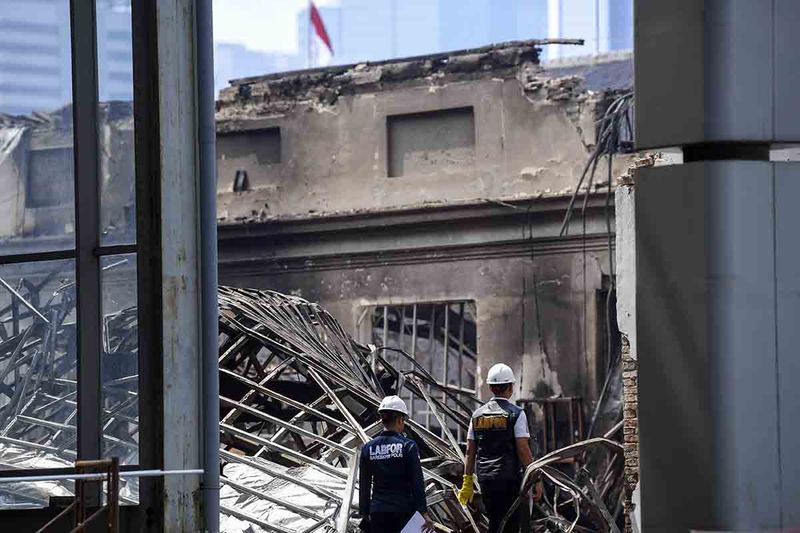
[365,301,477,441]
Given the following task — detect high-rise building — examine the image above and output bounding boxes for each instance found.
[0,0,133,116]
[544,0,633,60]
[214,43,303,96]
[437,0,543,52]
[96,3,134,102]
[293,0,631,68]
[0,1,72,115]
[211,0,633,86]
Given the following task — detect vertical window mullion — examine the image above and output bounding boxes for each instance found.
[131,6,165,526]
[70,0,102,468]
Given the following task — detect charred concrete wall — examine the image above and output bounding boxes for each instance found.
[0,104,135,247]
[218,195,617,403]
[214,42,628,223]
[215,44,633,405]
[224,253,610,401]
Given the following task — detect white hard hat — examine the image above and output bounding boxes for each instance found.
[486,363,516,385]
[378,396,408,416]
[378,395,409,417]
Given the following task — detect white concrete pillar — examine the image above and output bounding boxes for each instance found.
[158,1,203,530]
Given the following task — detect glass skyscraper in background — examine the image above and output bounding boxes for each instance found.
[297,0,631,65]
[0,0,133,115]
[2,1,634,111]
[214,0,631,95]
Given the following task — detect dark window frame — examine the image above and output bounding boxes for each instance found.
[0,1,163,526]
[361,300,478,439]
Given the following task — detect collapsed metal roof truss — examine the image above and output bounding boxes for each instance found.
[0,275,624,532]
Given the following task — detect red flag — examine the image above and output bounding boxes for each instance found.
[309,2,334,54]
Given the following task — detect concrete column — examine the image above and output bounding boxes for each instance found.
[615,183,639,533]
[158,0,203,530]
[630,1,800,530]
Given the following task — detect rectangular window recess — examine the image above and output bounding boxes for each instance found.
[217,127,281,165]
[217,127,282,193]
[387,107,475,178]
[26,147,76,208]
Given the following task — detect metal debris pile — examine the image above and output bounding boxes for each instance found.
[0,275,625,531]
[217,286,481,532]
[506,438,625,532]
[218,287,625,532]
[0,260,140,507]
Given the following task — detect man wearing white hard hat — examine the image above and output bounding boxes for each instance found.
[456,363,538,533]
[358,395,435,533]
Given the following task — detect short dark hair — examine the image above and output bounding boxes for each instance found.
[380,411,404,426]
[490,383,513,396]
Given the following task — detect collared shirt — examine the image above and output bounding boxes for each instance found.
[466,397,530,441]
[358,430,427,516]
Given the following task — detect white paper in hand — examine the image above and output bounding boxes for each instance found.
[400,511,425,533]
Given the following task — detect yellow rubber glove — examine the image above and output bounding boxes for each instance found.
[457,474,475,505]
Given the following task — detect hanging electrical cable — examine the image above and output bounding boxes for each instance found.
[559,92,634,237]
[569,91,633,439]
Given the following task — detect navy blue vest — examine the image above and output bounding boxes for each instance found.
[471,398,523,482]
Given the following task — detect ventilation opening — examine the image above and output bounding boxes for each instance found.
[387,107,475,178]
[217,127,281,164]
[232,170,249,192]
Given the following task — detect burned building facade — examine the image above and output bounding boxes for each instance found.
[0,104,136,247]
[0,42,632,447]
[0,39,633,528]
[215,41,633,438]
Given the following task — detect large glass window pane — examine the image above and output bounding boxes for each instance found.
[0,259,77,508]
[100,254,138,472]
[0,1,75,255]
[96,0,136,245]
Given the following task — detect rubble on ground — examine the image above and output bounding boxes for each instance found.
[0,274,625,531]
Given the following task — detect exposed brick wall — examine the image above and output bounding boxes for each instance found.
[621,334,639,533]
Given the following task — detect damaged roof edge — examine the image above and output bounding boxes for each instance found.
[216,38,586,110]
[226,38,584,87]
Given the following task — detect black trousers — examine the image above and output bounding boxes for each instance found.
[482,480,521,533]
[369,511,414,533]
